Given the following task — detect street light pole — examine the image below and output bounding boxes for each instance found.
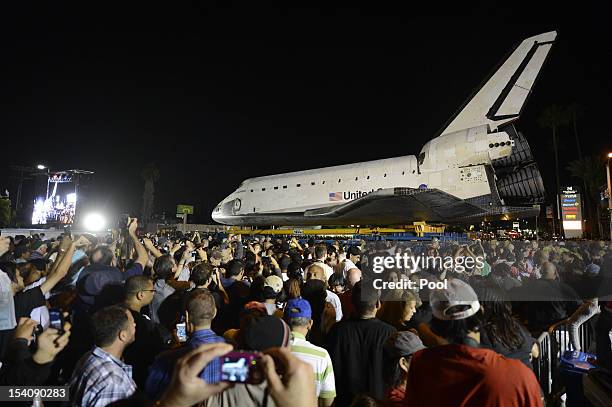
[606,153,612,241]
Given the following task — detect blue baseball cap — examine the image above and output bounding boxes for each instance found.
[284,298,312,319]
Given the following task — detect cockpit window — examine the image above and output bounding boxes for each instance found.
[418,151,425,166]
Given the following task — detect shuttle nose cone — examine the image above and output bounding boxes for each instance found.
[212,203,226,224]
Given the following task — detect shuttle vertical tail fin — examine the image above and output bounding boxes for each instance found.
[440,31,557,136]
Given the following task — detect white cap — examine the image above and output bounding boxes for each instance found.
[430,279,480,321]
[264,275,283,294]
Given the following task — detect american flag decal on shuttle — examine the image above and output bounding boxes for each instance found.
[329,192,343,201]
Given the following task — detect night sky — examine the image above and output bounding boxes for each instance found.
[1,3,610,224]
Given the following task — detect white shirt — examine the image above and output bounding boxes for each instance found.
[325,290,343,321]
[25,277,50,329]
[342,259,357,276]
[177,266,191,282]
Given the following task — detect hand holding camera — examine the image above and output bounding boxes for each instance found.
[13,318,38,345]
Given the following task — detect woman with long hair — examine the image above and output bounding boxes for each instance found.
[473,281,538,367]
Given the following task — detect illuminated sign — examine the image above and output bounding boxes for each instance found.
[49,173,73,183]
[560,186,583,238]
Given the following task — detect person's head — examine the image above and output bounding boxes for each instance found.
[15,263,36,287]
[306,264,326,282]
[541,261,558,280]
[352,280,381,317]
[1,262,25,295]
[252,242,262,254]
[376,291,418,330]
[533,250,548,266]
[346,268,362,288]
[349,394,384,407]
[348,246,361,264]
[186,289,217,331]
[326,250,338,267]
[284,278,301,299]
[190,262,214,287]
[491,262,512,278]
[278,255,292,272]
[383,331,425,387]
[240,315,290,351]
[473,283,524,351]
[328,273,347,294]
[429,279,482,344]
[153,254,177,280]
[287,262,303,282]
[225,259,245,280]
[124,275,155,307]
[284,298,313,334]
[263,275,284,302]
[91,246,116,267]
[26,258,48,279]
[91,305,136,350]
[314,244,327,261]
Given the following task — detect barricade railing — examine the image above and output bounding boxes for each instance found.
[543,314,598,402]
[533,331,552,397]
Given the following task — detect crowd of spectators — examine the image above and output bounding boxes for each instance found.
[0,222,611,406]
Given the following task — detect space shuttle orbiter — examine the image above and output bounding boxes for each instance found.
[213,31,556,226]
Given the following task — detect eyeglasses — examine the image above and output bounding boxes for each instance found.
[141,289,156,293]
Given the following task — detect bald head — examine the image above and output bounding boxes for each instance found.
[306,264,326,282]
[346,268,362,288]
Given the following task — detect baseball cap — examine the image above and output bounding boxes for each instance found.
[264,275,283,294]
[586,263,600,275]
[243,315,290,351]
[385,331,426,358]
[430,278,480,321]
[284,298,312,319]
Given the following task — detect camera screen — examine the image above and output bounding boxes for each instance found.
[221,354,256,382]
[49,310,62,330]
[176,323,187,342]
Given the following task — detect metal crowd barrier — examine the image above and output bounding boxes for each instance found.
[532,314,597,401]
[533,331,552,397]
[548,314,596,356]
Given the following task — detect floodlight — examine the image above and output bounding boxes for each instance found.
[83,213,106,231]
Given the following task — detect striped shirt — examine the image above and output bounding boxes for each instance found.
[289,331,336,400]
[69,346,136,407]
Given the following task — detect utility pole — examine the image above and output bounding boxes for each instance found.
[606,153,612,241]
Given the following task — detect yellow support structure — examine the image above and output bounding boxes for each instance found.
[226,224,445,236]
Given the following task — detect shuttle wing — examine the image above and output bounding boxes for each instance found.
[303,187,484,224]
[440,31,557,135]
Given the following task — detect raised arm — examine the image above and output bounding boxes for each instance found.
[40,238,76,295]
[144,238,164,259]
[129,218,148,269]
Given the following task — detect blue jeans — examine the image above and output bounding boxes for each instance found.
[567,299,599,351]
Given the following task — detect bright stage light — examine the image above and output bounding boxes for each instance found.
[83,213,106,231]
[37,164,46,170]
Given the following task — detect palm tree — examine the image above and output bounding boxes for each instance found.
[566,156,606,238]
[565,102,591,234]
[538,105,570,236]
[566,102,584,160]
[141,163,160,226]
